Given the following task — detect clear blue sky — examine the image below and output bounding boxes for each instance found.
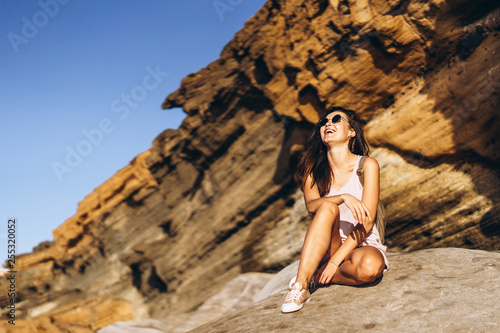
[0,0,266,255]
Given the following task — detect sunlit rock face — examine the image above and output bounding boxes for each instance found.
[164,0,500,251]
[1,0,498,332]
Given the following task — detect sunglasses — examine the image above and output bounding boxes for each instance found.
[318,114,348,127]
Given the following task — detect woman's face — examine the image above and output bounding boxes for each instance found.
[319,112,355,145]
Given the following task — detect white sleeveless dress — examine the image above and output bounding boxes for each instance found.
[326,155,389,270]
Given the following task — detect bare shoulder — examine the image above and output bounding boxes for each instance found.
[364,156,380,172]
[303,172,321,204]
[304,172,317,189]
[362,157,380,189]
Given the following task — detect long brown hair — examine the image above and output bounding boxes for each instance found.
[294,107,370,196]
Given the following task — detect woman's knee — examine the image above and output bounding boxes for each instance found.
[317,201,339,216]
[355,255,383,283]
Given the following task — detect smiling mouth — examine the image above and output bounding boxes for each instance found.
[325,129,334,134]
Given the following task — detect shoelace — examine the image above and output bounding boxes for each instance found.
[284,288,304,303]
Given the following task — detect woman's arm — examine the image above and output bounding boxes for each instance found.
[316,157,380,284]
[303,158,379,221]
[302,173,344,215]
[328,157,380,265]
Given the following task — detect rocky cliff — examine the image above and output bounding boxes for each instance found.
[1,0,499,331]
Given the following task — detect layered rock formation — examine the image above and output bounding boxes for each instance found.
[1,0,499,331]
[163,0,500,251]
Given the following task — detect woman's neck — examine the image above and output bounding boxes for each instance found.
[326,145,357,172]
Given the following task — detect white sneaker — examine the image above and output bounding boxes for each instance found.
[281,281,311,313]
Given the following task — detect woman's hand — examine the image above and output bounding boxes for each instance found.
[314,261,339,285]
[341,194,372,225]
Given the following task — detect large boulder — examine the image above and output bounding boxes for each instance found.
[193,248,500,333]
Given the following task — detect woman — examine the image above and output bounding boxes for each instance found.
[281,106,388,314]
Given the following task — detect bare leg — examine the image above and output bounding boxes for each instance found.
[296,202,340,287]
[332,246,385,285]
[323,215,343,263]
